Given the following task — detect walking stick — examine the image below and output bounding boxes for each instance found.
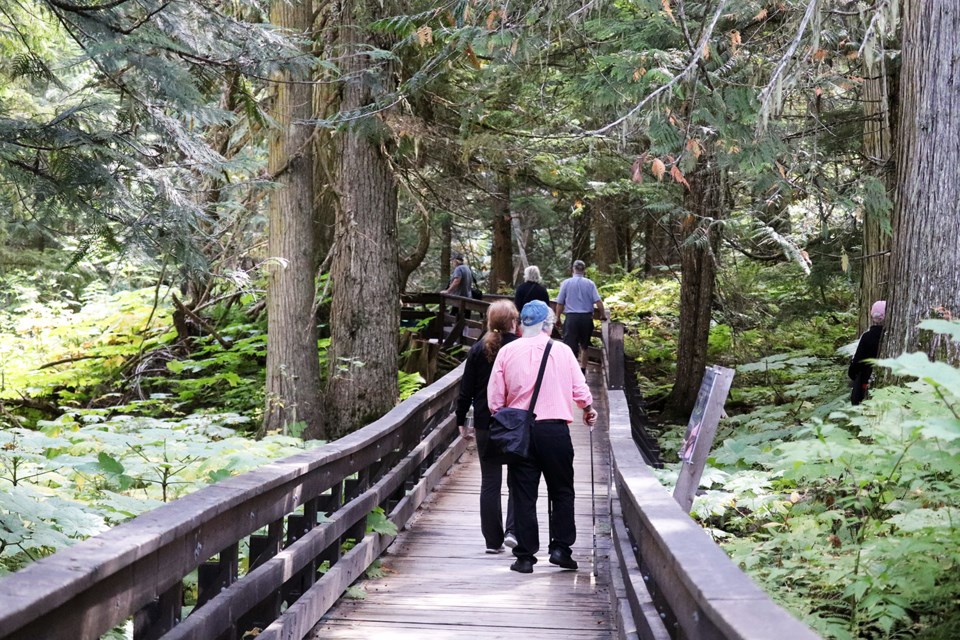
[589,424,597,577]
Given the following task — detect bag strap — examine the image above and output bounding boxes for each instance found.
[528,341,553,415]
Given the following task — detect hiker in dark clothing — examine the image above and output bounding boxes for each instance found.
[849,300,886,405]
[456,300,520,553]
[513,265,550,313]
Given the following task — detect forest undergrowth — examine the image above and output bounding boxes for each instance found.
[613,267,960,640]
[2,267,959,639]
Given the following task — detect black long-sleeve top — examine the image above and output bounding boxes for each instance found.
[455,333,518,429]
[848,325,884,385]
[514,281,550,314]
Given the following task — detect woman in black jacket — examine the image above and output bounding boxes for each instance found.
[456,300,519,553]
[849,300,886,405]
[514,265,550,313]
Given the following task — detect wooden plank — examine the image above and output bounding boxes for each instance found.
[165,416,462,639]
[306,380,615,640]
[258,419,469,640]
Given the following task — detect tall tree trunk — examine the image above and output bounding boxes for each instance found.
[490,175,513,292]
[859,44,898,332]
[593,200,618,272]
[398,207,430,292]
[570,201,593,266]
[440,215,452,286]
[263,0,323,437]
[881,3,960,364]
[667,155,724,416]
[326,0,400,438]
[643,208,680,275]
[313,45,341,269]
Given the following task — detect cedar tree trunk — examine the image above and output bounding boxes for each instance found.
[881,2,960,364]
[263,0,324,437]
[666,155,724,416]
[326,0,401,438]
[490,175,513,292]
[859,47,898,332]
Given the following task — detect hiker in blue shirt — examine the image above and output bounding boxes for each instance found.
[554,260,605,373]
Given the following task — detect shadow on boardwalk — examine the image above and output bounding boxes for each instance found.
[312,377,615,639]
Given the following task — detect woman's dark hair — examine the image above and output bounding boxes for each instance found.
[482,300,519,362]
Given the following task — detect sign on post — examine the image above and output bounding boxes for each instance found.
[672,365,735,513]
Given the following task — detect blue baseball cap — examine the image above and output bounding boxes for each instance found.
[520,300,549,326]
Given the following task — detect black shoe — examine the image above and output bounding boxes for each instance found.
[510,557,535,574]
[549,549,578,570]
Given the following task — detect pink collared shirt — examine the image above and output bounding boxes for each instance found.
[487,333,593,423]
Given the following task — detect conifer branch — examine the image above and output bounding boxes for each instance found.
[45,0,137,12]
[757,0,820,130]
[587,0,729,136]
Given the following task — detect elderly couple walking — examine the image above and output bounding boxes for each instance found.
[455,263,601,574]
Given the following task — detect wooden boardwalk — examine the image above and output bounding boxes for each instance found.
[311,384,615,639]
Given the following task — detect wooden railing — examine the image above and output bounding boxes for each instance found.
[0,304,821,640]
[0,366,467,640]
[601,322,819,640]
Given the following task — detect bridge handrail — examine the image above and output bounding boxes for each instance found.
[601,321,818,640]
[0,365,468,640]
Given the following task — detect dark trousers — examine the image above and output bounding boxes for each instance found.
[562,313,594,359]
[508,420,576,561]
[476,428,515,548]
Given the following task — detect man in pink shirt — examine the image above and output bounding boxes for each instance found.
[488,300,598,574]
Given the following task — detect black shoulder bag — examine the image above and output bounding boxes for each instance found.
[470,269,484,300]
[489,341,553,461]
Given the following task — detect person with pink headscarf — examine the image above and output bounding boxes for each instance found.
[848,300,886,404]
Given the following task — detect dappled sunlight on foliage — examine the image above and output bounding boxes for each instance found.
[0,284,174,408]
[686,325,960,639]
[605,264,960,637]
[0,411,323,573]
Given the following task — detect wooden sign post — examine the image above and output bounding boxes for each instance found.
[672,365,735,513]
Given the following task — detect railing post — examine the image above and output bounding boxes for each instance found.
[604,321,625,390]
[317,483,344,570]
[344,469,371,543]
[282,498,319,605]
[237,519,284,634]
[133,581,182,640]
[196,543,239,610]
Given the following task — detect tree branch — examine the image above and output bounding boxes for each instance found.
[587,0,730,136]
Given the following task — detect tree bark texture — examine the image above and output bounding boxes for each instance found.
[440,215,452,286]
[881,2,960,364]
[859,48,897,332]
[263,0,324,438]
[592,199,619,273]
[326,0,401,439]
[570,202,593,267]
[313,67,341,269]
[490,176,513,291]
[667,155,724,416]
[398,206,430,293]
[643,208,680,275]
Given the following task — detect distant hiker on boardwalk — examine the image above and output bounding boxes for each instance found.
[488,300,597,574]
[513,265,550,314]
[442,252,473,298]
[554,260,605,373]
[849,300,886,405]
[456,300,520,554]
